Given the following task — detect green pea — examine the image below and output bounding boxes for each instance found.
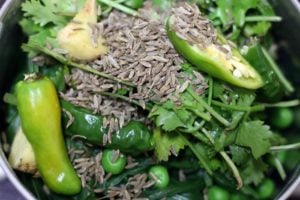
[149,165,170,189]
[272,107,293,129]
[101,149,126,175]
[258,179,275,199]
[207,186,230,200]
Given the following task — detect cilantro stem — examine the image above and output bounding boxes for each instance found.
[245,16,282,22]
[263,99,300,108]
[185,107,211,121]
[187,87,230,126]
[207,76,213,106]
[269,143,300,152]
[191,131,210,145]
[95,91,153,110]
[181,134,213,175]
[219,151,243,189]
[211,100,265,112]
[97,0,139,16]
[22,43,135,87]
[261,47,294,93]
[271,154,286,180]
[201,128,243,189]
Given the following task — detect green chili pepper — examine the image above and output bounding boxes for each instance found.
[15,74,81,195]
[61,100,154,153]
[166,17,264,90]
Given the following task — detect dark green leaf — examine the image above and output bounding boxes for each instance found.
[235,121,273,159]
[153,128,186,161]
[149,104,186,131]
[240,158,268,185]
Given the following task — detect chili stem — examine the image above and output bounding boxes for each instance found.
[187,87,230,126]
[245,16,282,22]
[269,143,300,152]
[97,0,139,16]
[22,43,135,88]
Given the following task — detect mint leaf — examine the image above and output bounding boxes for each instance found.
[153,128,186,161]
[236,121,272,159]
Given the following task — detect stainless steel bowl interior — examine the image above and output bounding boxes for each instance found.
[0,0,299,199]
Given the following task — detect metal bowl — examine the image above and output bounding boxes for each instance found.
[0,0,299,199]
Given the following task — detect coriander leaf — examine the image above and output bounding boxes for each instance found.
[229,145,250,166]
[244,21,271,37]
[194,143,220,171]
[235,120,273,159]
[153,128,186,161]
[22,0,68,26]
[22,28,58,57]
[210,0,258,28]
[240,158,268,185]
[232,0,259,27]
[21,0,86,26]
[149,102,187,131]
[19,18,43,36]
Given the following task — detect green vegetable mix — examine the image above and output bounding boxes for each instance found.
[3,0,300,199]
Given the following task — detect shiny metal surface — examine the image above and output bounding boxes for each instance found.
[0,0,299,199]
[0,0,35,199]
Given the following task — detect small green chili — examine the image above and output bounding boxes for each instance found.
[61,100,154,153]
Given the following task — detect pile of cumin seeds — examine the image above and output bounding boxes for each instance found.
[169,3,217,49]
[69,148,105,189]
[103,173,154,199]
[63,4,207,126]
[170,3,235,58]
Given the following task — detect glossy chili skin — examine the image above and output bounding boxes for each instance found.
[15,75,81,195]
[61,100,154,153]
[166,18,264,90]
